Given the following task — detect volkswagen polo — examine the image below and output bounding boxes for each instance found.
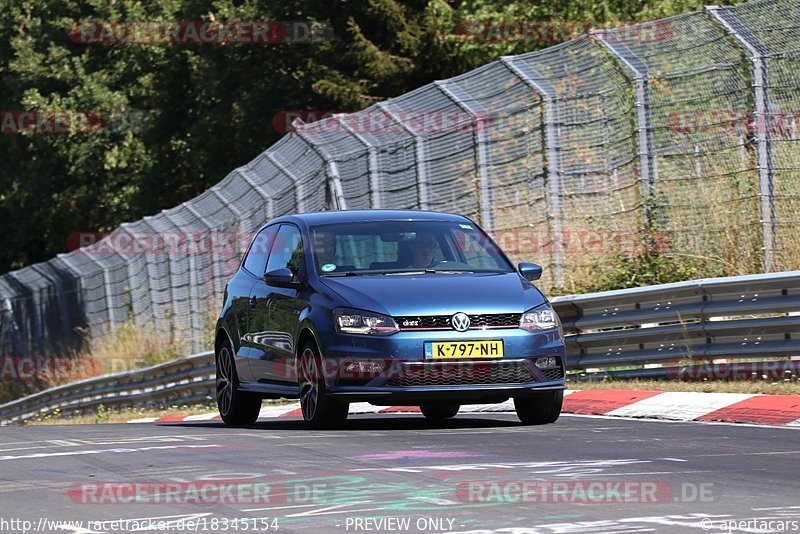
[214,210,566,428]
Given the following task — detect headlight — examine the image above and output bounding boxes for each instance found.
[519,304,561,333]
[334,308,399,336]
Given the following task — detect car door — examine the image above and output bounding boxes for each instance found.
[238,225,278,382]
[226,272,257,381]
[249,224,306,384]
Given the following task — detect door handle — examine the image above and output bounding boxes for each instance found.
[249,296,257,309]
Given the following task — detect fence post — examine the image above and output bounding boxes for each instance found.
[184,202,223,299]
[56,252,86,350]
[499,56,565,286]
[592,30,657,228]
[1,296,26,357]
[238,166,275,220]
[335,114,382,209]
[143,215,185,340]
[83,253,116,331]
[161,210,203,350]
[56,252,90,348]
[377,102,430,211]
[266,152,307,213]
[707,5,777,272]
[29,263,74,349]
[110,225,146,328]
[293,125,348,210]
[435,80,495,231]
[210,187,245,288]
[211,187,243,221]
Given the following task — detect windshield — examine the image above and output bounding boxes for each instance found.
[310,220,514,276]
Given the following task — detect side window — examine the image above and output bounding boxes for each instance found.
[266,225,304,281]
[243,226,278,275]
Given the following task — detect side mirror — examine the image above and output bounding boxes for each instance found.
[264,268,301,288]
[518,262,543,281]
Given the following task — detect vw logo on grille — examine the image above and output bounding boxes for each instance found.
[450,312,471,332]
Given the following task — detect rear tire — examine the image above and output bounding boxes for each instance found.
[419,402,460,419]
[514,390,563,425]
[216,338,261,425]
[298,341,349,429]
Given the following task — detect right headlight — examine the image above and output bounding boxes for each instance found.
[334,308,399,336]
[519,303,561,333]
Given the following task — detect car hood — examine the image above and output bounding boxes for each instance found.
[318,272,547,316]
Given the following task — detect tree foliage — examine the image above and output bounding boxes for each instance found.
[0,0,744,272]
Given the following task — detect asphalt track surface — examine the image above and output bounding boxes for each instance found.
[1,413,799,534]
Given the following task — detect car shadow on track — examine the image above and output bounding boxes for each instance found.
[160,413,525,431]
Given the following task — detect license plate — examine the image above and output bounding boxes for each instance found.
[425,340,504,359]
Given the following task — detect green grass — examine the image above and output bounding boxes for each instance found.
[23,403,218,425]
[569,378,800,395]
[21,398,298,425]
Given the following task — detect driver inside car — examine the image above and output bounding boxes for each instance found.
[406,232,438,268]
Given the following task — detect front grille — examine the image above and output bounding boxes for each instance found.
[396,313,520,330]
[384,361,536,387]
[541,367,564,381]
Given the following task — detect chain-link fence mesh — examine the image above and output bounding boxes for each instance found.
[606,10,762,274]
[1,0,798,357]
[715,0,800,269]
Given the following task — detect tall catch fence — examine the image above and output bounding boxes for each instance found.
[0,0,798,357]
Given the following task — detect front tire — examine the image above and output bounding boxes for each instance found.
[514,390,563,425]
[216,339,262,425]
[420,402,460,419]
[298,342,349,429]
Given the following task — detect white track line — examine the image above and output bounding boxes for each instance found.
[605,392,757,421]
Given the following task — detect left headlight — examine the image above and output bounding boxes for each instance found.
[519,303,561,333]
[334,308,399,336]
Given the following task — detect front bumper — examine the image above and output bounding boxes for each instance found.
[321,325,565,360]
[319,326,566,402]
[329,384,565,404]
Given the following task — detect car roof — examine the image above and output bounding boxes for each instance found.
[265,209,473,228]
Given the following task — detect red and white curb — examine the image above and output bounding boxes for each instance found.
[127,389,800,428]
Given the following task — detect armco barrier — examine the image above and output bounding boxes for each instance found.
[0,352,214,425]
[552,270,800,370]
[2,271,798,425]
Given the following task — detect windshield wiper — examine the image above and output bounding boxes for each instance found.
[384,269,474,275]
[383,269,435,275]
[324,269,476,277]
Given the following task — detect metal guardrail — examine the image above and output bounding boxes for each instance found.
[550,270,800,372]
[2,271,799,424]
[0,352,214,425]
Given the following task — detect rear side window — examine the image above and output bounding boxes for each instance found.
[266,225,304,281]
[243,225,278,275]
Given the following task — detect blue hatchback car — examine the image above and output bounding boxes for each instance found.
[215,210,566,428]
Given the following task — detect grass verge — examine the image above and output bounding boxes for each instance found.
[21,398,296,425]
[24,403,218,425]
[569,378,800,395]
